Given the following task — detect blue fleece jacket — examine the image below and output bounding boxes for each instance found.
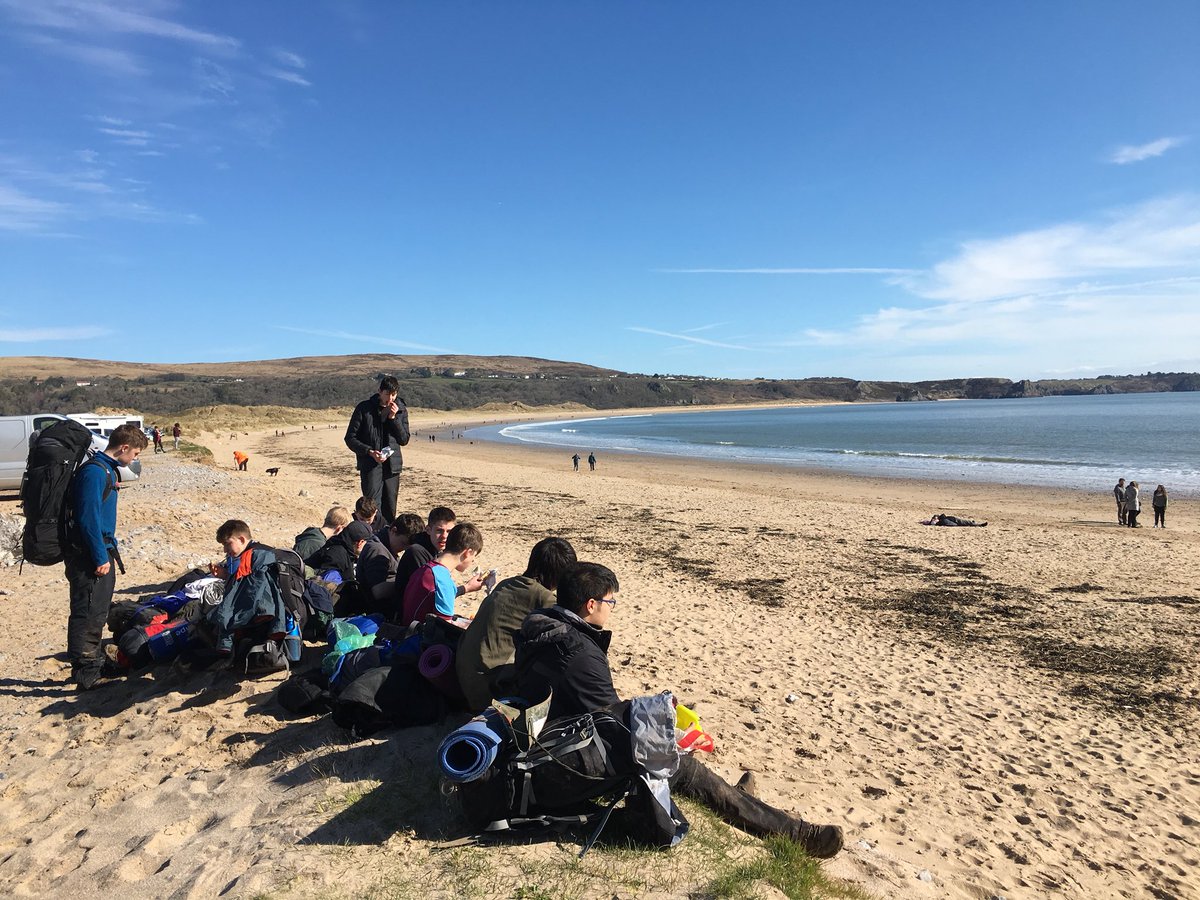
[71,452,119,568]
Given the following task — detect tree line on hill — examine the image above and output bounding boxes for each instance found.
[2,368,1199,418]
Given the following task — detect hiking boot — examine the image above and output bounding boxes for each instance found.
[74,665,102,691]
[736,771,758,797]
[793,821,844,859]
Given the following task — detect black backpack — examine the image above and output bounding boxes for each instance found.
[262,546,308,631]
[456,709,636,838]
[20,419,108,566]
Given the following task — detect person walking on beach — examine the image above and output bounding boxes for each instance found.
[1114,478,1127,525]
[587,452,596,472]
[66,423,147,689]
[1152,485,1168,528]
[152,425,164,454]
[1125,480,1141,527]
[344,376,410,526]
[172,422,181,451]
[571,453,581,471]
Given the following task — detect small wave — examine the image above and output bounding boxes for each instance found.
[716,441,735,445]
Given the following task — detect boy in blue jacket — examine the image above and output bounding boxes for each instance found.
[66,423,147,689]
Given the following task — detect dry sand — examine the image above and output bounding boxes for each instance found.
[0,408,1197,899]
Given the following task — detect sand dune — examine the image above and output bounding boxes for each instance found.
[0,412,1196,899]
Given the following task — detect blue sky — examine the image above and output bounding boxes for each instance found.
[1,1,1197,382]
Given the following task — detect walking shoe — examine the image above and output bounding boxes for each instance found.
[793,821,844,859]
[736,771,758,796]
[74,665,102,691]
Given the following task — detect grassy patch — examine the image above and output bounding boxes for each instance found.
[174,439,215,465]
[701,835,871,900]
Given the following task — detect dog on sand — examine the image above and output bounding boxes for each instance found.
[265,467,281,476]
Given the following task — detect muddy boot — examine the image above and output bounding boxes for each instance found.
[670,756,843,858]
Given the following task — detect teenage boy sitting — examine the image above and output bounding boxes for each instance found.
[400,522,486,625]
[305,520,372,583]
[293,505,351,561]
[392,506,486,611]
[513,562,844,859]
[357,513,426,597]
[456,536,577,710]
[208,519,288,656]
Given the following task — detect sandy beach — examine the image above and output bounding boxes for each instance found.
[0,407,1196,899]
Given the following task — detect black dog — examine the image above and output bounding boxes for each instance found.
[265,467,281,476]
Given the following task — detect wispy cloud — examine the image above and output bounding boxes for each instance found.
[275,326,455,354]
[627,326,752,351]
[1109,136,1186,165]
[263,67,312,87]
[270,48,307,70]
[901,195,1200,302]
[0,183,69,231]
[0,152,199,230]
[265,47,310,86]
[0,0,239,52]
[659,267,917,275]
[769,195,1200,377]
[682,322,728,334]
[0,325,113,341]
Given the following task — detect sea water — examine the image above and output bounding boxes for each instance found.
[467,393,1200,497]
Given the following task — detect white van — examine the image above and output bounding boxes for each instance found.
[66,413,145,439]
[0,414,143,494]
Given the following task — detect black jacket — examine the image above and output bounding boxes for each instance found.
[305,529,360,582]
[391,532,435,611]
[356,528,398,590]
[514,605,619,719]
[344,395,410,476]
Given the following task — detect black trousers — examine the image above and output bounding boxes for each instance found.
[65,548,116,677]
[359,465,400,525]
[670,756,808,840]
[1154,508,1165,526]
[1127,509,1140,527]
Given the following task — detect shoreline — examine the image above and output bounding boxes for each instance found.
[418,404,1200,519]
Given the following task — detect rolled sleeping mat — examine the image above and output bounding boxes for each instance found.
[418,643,464,699]
[438,716,505,782]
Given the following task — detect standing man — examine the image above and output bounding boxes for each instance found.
[1114,478,1127,525]
[571,453,581,471]
[587,452,596,472]
[66,423,147,689]
[344,376,411,526]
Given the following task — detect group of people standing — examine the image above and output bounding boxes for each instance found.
[1113,478,1168,528]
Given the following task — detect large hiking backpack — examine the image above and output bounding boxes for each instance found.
[455,709,635,835]
[20,419,108,566]
[264,546,308,631]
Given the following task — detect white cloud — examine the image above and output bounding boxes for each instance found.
[0,183,71,231]
[627,326,752,351]
[0,0,239,51]
[263,66,311,87]
[659,267,916,275]
[900,196,1200,302]
[0,325,113,341]
[1109,136,1186,165]
[270,48,306,69]
[275,326,455,354]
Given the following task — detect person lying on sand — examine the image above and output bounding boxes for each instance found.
[513,562,844,858]
[921,513,987,527]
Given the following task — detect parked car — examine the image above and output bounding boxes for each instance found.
[0,414,143,494]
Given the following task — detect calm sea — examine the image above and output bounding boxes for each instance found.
[467,393,1200,497]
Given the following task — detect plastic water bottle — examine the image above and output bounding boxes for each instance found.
[284,614,302,662]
